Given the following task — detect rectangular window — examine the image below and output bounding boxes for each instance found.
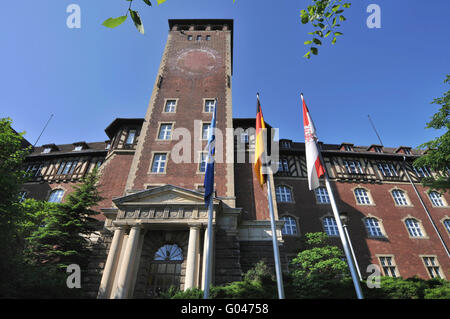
[315,187,330,204]
[378,163,398,177]
[164,100,177,113]
[187,35,192,41]
[151,153,167,173]
[158,124,173,140]
[199,152,207,173]
[126,130,136,144]
[422,256,443,279]
[57,162,66,175]
[206,35,211,41]
[204,99,215,113]
[202,123,211,140]
[323,217,339,236]
[392,190,408,206]
[344,160,363,174]
[354,188,371,204]
[414,166,431,178]
[365,218,383,237]
[379,256,398,277]
[196,35,202,41]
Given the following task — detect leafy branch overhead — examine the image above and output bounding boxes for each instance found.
[301,0,351,59]
[102,0,167,34]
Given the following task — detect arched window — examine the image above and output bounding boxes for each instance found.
[48,189,64,203]
[323,216,339,236]
[280,216,297,235]
[392,189,408,206]
[405,218,424,237]
[276,186,292,202]
[428,191,444,207]
[364,217,383,237]
[148,244,184,298]
[354,188,371,205]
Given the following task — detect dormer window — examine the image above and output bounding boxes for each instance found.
[404,149,412,155]
[106,143,111,150]
[73,146,83,151]
[374,146,383,153]
[42,148,51,154]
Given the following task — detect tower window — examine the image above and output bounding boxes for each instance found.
[164,100,177,113]
[151,153,167,173]
[206,35,211,40]
[202,123,212,140]
[196,35,202,41]
[158,124,173,140]
[187,35,192,41]
[204,99,215,113]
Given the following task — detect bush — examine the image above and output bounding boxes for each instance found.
[363,276,450,299]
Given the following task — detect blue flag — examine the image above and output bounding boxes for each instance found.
[204,99,217,207]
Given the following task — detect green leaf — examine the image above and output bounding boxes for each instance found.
[102,15,128,28]
[312,38,322,46]
[129,9,144,34]
[324,30,332,37]
[334,31,343,36]
[303,51,311,59]
[142,0,152,6]
[157,0,167,4]
[310,47,318,55]
[331,37,337,44]
[304,40,313,45]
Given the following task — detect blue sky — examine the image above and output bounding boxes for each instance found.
[1,0,449,149]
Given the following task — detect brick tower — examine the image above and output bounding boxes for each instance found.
[95,19,243,299]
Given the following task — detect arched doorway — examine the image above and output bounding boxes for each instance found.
[147,244,184,297]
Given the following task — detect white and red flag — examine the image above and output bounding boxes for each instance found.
[301,93,325,190]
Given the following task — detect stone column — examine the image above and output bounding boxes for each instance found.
[97,227,124,299]
[113,226,142,299]
[184,225,200,290]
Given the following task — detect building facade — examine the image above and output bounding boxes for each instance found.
[20,19,449,298]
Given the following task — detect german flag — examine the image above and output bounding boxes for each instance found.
[254,93,267,186]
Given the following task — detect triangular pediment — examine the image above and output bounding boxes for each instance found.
[113,184,216,207]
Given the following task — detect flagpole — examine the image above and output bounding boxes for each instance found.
[203,98,218,299]
[203,196,214,299]
[266,173,285,299]
[319,151,364,299]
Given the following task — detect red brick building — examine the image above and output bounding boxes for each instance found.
[20,19,449,298]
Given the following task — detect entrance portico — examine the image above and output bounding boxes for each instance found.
[97,184,240,299]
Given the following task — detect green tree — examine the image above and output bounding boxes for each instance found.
[289,232,355,298]
[413,75,450,193]
[23,168,103,270]
[0,118,32,295]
